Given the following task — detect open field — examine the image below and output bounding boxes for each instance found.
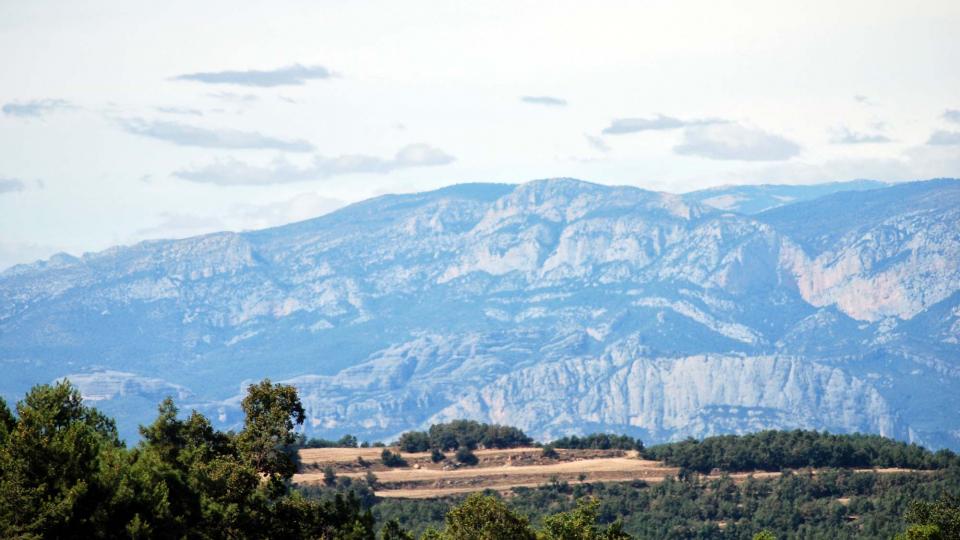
[293,447,936,499]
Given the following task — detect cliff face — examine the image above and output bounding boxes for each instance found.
[2,178,958,448]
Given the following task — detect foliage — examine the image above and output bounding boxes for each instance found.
[644,430,958,473]
[0,380,377,539]
[896,493,960,539]
[236,379,306,481]
[382,448,408,468]
[550,433,643,452]
[542,445,560,459]
[416,419,532,451]
[456,447,479,466]
[324,465,338,486]
[372,466,960,539]
[538,498,631,540]
[431,448,446,463]
[436,493,536,540]
[399,430,432,452]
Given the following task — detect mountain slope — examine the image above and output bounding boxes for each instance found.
[2,178,958,448]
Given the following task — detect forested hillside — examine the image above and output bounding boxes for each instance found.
[2,382,958,538]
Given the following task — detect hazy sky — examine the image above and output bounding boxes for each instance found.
[1,0,959,269]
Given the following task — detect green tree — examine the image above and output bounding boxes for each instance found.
[538,498,630,540]
[0,381,121,538]
[896,494,960,540]
[438,493,536,540]
[381,518,415,540]
[236,379,306,481]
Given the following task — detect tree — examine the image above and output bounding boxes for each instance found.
[324,465,338,486]
[0,397,14,444]
[236,379,305,480]
[381,449,407,467]
[456,447,479,466]
[438,493,536,540]
[338,434,359,448]
[539,498,631,540]
[398,430,431,452]
[381,518,414,540]
[0,381,121,538]
[896,494,960,540]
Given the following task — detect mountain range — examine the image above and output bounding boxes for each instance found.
[2,177,959,448]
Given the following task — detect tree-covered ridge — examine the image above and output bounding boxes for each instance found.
[396,419,533,452]
[644,430,959,473]
[369,469,960,539]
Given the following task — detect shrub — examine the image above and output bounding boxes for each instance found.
[381,448,408,468]
[398,430,431,453]
[431,448,446,463]
[455,447,479,466]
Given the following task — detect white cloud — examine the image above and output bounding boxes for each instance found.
[173,64,333,87]
[174,144,455,185]
[928,130,960,145]
[830,126,892,144]
[674,123,800,161]
[121,119,314,151]
[0,178,26,193]
[602,115,726,135]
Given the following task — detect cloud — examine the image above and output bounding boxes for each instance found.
[944,109,960,124]
[0,178,26,193]
[601,114,726,135]
[174,143,455,186]
[830,126,892,144]
[173,64,332,87]
[120,119,314,151]
[207,92,259,103]
[520,95,567,106]
[156,106,203,116]
[673,123,800,161]
[927,130,960,145]
[584,134,610,152]
[2,99,74,117]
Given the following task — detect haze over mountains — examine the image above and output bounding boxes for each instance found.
[2,178,958,448]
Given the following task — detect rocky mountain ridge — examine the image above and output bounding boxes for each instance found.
[2,178,958,448]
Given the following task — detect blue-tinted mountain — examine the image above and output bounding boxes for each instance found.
[1,178,958,449]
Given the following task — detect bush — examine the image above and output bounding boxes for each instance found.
[431,448,446,463]
[381,448,408,468]
[323,465,337,486]
[542,445,559,459]
[337,434,359,448]
[398,430,431,453]
[455,447,479,466]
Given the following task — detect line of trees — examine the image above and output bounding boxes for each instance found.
[643,430,959,473]
[396,419,533,452]
[549,433,644,451]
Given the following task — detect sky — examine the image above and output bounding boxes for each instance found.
[1,0,959,269]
